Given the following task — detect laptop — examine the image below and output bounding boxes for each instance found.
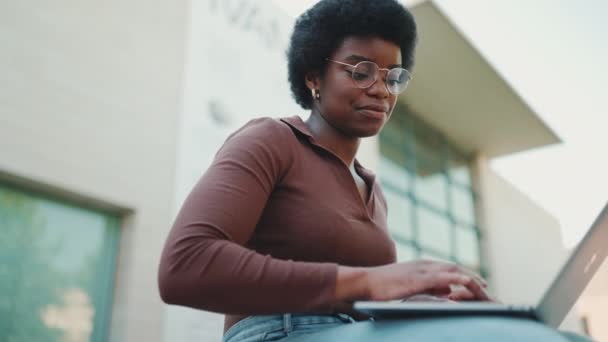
[353,200,608,328]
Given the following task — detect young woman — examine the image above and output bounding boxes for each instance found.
[158,1,593,341]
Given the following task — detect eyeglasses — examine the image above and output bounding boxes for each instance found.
[326,59,412,95]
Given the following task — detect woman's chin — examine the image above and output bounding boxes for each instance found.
[352,124,384,138]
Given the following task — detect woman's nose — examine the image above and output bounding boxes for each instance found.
[366,75,390,98]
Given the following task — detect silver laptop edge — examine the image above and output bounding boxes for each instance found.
[536,201,608,326]
[354,200,608,328]
[353,301,538,320]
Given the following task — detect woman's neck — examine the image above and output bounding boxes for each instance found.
[305,110,360,168]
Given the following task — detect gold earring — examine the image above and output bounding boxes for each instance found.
[312,89,320,100]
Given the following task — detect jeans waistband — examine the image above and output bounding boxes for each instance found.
[223,313,358,342]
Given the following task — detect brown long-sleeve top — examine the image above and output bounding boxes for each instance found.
[158,115,397,334]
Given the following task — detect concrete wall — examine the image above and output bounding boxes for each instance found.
[473,155,584,333]
[0,1,189,341]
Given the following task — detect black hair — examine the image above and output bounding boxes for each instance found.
[287,0,418,109]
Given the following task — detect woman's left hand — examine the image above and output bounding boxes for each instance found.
[446,285,501,303]
[403,285,501,303]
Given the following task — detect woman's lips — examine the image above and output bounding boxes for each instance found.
[357,108,387,120]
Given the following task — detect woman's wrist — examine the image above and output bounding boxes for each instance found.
[335,265,370,302]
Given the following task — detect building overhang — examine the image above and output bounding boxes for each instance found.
[402,1,561,158]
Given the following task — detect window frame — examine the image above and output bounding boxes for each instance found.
[0,180,122,342]
[378,109,487,277]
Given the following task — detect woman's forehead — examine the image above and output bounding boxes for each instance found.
[331,36,402,67]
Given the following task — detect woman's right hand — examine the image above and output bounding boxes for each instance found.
[335,259,492,304]
[365,259,491,302]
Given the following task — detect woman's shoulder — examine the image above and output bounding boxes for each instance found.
[228,116,295,142]
[216,116,299,165]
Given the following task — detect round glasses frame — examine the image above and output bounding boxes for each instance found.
[326,59,412,95]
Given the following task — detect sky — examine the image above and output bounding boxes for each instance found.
[271,0,608,248]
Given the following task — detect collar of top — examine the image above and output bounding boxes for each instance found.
[279,115,377,183]
[280,115,314,140]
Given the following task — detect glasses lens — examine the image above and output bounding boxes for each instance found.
[352,61,377,88]
[387,68,411,94]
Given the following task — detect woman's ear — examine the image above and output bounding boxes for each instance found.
[304,71,321,92]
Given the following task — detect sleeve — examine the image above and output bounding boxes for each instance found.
[157,117,339,315]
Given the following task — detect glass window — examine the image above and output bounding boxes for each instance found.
[448,146,472,187]
[0,185,120,342]
[450,166,472,187]
[411,115,444,172]
[379,125,416,175]
[379,107,482,276]
[380,115,407,147]
[418,250,451,263]
[394,242,417,262]
[410,116,448,212]
[379,156,411,193]
[383,188,413,242]
[451,186,476,224]
[417,206,451,256]
[414,167,448,212]
[455,225,480,269]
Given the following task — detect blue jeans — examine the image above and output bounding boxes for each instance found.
[222,313,358,342]
[222,313,595,342]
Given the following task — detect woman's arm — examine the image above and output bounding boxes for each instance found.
[335,266,369,302]
[158,118,338,315]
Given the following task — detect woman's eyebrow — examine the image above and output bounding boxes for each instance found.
[344,54,373,63]
[344,54,403,69]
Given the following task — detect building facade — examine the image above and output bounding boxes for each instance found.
[1,0,604,341]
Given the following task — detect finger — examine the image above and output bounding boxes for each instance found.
[428,261,488,288]
[460,276,491,301]
[422,272,477,293]
[447,287,475,301]
[464,270,488,288]
[426,286,451,297]
[454,267,488,288]
[450,283,498,302]
[429,272,488,301]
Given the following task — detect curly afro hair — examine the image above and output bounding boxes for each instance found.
[287,0,418,109]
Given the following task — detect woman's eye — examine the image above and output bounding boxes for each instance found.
[352,72,370,81]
